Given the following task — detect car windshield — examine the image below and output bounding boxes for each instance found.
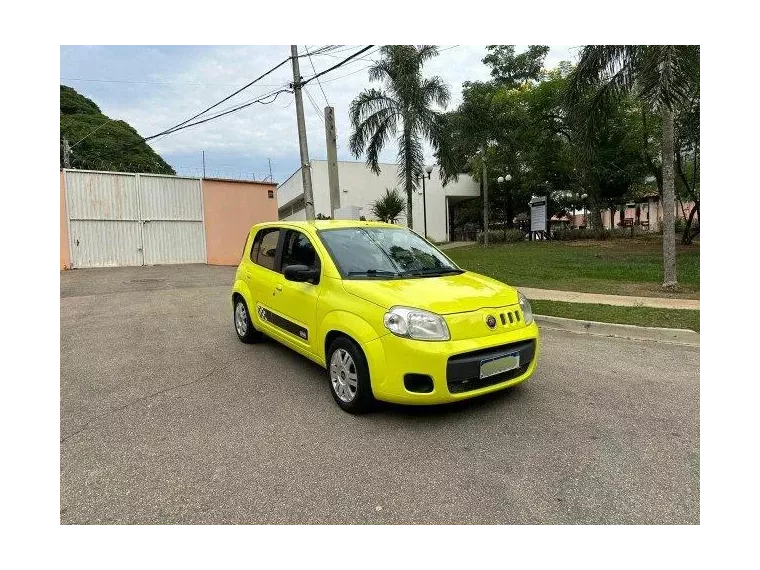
[318,227,462,279]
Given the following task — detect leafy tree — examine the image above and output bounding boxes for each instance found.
[438,65,578,231]
[371,188,406,223]
[60,86,174,174]
[483,45,550,88]
[568,92,648,229]
[567,45,700,289]
[349,46,450,229]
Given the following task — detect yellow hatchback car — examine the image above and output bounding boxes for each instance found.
[232,220,539,413]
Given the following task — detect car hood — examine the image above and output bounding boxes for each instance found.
[341,271,520,315]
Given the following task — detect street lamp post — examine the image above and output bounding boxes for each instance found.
[497,174,513,232]
[581,193,588,228]
[416,164,434,239]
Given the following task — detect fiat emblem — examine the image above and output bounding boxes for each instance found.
[486,315,497,329]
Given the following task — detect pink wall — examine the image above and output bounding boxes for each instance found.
[60,171,71,270]
[601,200,696,229]
[202,178,278,265]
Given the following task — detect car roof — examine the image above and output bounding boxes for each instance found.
[254,220,403,231]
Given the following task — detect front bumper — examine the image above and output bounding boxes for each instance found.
[363,321,540,405]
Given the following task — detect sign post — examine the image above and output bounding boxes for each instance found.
[529,196,548,241]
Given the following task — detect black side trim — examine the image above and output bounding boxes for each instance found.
[258,306,308,341]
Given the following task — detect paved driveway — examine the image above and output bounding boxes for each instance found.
[60,264,699,524]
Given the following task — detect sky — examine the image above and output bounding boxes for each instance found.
[60,45,578,184]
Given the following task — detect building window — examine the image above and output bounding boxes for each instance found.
[268,190,274,199]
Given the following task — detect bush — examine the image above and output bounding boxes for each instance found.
[675,217,687,233]
[476,229,526,244]
[552,228,611,241]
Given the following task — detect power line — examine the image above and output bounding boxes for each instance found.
[303,86,324,124]
[319,64,373,84]
[146,56,292,141]
[146,88,291,142]
[300,45,374,87]
[75,46,377,158]
[70,117,117,149]
[304,45,329,106]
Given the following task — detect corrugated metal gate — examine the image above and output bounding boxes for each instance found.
[64,170,206,268]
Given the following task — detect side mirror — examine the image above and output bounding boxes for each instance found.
[283,264,318,284]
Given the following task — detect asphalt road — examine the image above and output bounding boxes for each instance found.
[60,264,699,524]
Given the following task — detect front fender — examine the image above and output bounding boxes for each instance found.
[318,310,384,355]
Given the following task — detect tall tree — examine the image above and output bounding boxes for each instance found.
[349,46,450,229]
[567,45,700,289]
[483,45,550,88]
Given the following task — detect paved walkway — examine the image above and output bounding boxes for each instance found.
[517,286,700,310]
[439,241,476,250]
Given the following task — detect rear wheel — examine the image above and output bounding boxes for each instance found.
[327,336,374,414]
[233,297,263,343]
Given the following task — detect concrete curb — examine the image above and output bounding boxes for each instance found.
[535,314,699,346]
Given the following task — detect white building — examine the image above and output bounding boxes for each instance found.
[277,160,480,242]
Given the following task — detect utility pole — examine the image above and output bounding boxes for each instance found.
[268,158,273,182]
[202,150,206,178]
[290,45,316,222]
[481,144,489,247]
[324,106,341,216]
[63,138,71,169]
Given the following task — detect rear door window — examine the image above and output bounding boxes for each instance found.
[250,228,280,270]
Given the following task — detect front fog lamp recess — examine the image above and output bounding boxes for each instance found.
[383,307,450,341]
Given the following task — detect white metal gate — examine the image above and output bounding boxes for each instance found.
[65,170,207,268]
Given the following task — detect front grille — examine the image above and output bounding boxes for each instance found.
[446,339,535,394]
[447,363,530,393]
[499,310,520,325]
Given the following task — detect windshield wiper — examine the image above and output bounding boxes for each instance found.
[346,269,400,277]
[402,267,464,276]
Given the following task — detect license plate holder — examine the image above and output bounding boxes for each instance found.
[479,352,520,379]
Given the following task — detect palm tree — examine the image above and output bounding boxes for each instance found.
[349,46,450,229]
[371,188,406,223]
[567,45,699,289]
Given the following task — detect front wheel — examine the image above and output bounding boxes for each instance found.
[327,336,375,414]
[233,297,263,344]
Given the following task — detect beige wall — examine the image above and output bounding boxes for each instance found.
[60,171,71,270]
[202,178,278,265]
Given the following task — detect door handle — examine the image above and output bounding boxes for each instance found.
[275,284,283,292]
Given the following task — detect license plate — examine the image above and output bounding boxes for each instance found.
[479,352,520,379]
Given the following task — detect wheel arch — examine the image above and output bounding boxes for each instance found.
[319,310,380,363]
[231,278,253,309]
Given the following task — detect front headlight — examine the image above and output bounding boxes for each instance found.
[519,292,534,325]
[383,306,450,341]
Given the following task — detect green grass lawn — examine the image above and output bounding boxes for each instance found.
[531,300,700,332]
[447,237,700,299]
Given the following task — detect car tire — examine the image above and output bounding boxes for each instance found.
[327,336,375,414]
[233,297,263,344]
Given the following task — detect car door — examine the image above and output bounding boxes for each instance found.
[243,226,282,337]
[268,229,322,356]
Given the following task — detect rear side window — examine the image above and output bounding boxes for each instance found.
[250,228,280,270]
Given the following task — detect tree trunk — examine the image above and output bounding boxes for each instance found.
[588,198,603,230]
[404,129,414,230]
[682,200,700,245]
[661,106,678,289]
[506,189,514,229]
[610,208,615,230]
